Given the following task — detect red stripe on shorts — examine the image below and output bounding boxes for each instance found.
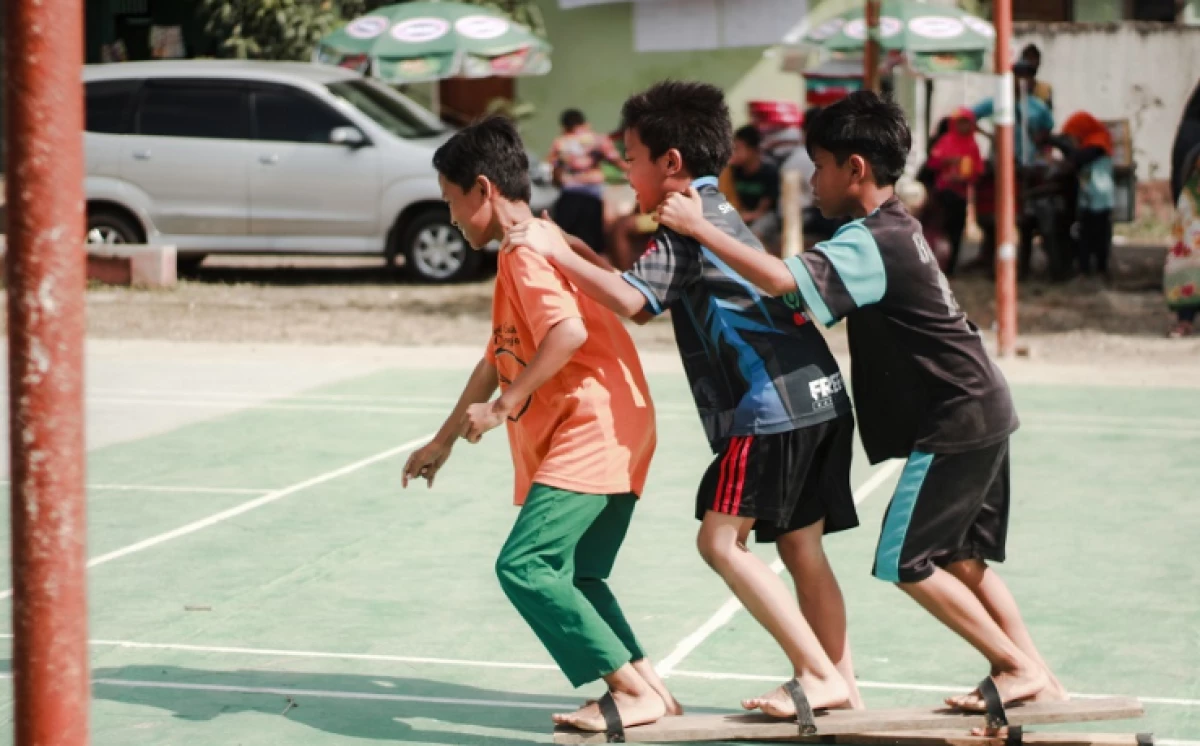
[729,436,754,515]
[714,437,741,512]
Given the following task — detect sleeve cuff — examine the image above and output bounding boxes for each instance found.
[622,272,664,316]
[783,255,836,328]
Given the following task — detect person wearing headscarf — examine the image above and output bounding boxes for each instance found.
[925,108,984,275]
[1054,111,1115,279]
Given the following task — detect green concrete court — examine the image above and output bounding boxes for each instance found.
[0,354,1196,746]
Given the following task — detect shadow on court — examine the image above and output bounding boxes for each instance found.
[84,664,572,745]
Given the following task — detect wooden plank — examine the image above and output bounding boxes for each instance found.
[553,697,1144,744]
[782,730,1153,746]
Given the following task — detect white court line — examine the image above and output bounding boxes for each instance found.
[89,396,449,416]
[1,634,1194,709]
[0,671,1194,725]
[1021,423,1200,439]
[0,672,569,711]
[82,395,1200,435]
[0,482,271,495]
[0,636,560,673]
[654,459,905,677]
[0,433,434,602]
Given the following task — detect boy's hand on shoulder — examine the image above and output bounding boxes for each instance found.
[462,399,508,444]
[655,187,705,238]
[501,217,570,260]
[402,440,453,489]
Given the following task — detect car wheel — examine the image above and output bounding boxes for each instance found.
[400,208,480,283]
[87,210,142,246]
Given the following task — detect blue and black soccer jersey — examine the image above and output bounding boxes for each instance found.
[622,177,850,450]
[783,196,1019,464]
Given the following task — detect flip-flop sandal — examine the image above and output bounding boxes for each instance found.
[596,691,626,743]
[783,677,818,736]
[977,676,1011,731]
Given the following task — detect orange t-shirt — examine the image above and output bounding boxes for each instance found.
[487,246,656,505]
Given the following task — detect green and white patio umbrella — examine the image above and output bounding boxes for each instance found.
[801,0,994,74]
[315,1,552,84]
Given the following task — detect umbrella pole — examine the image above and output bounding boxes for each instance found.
[431,80,441,118]
[864,0,881,93]
[993,0,1018,356]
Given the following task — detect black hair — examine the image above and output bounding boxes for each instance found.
[803,106,823,133]
[432,115,531,203]
[560,108,586,130]
[1021,43,1041,64]
[805,91,911,186]
[620,80,733,178]
[734,124,762,150]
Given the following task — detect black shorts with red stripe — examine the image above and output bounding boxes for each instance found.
[695,414,859,543]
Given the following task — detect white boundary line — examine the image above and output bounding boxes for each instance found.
[0,635,1193,710]
[0,672,570,711]
[654,460,905,677]
[0,434,434,601]
[0,482,272,495]
[0,636,559,673]
[74,395,1200,436]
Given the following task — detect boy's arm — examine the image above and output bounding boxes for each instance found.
[537,210,613,270]
[503,219,670,322]
[656,188,886,326]
[464,318,587,442]
[657,187,797,296]
[402,356,498,488]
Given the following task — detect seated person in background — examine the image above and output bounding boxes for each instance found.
[728,125,782,252]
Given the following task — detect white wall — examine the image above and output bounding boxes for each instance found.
[927,23,1200,180]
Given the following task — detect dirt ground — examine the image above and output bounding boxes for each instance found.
[50,242,1199,374]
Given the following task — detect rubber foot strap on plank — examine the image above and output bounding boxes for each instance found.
[1136,734,1155,746]
[784,678,818,735]
[597,692,626,743]
[978,677,1010,730]
[1005,725,1024,746]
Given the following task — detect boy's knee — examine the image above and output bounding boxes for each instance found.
[696,527,739,570]
[494,551,533,594]
[945,558,988,584]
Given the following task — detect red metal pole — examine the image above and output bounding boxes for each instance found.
[993,0,1018,356]
[864,0,882,93]
[4,0,91,739]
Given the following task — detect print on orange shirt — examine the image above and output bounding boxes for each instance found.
[487,245,656,505]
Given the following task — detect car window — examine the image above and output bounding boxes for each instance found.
[253,86,353,144]
[325,79,444,140]
[135,80,250,140]
[85,79,141,135]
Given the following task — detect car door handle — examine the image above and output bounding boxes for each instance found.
[259,154,280,165]
[132,150,152,160]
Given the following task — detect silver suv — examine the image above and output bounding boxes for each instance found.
[83,60,556,282]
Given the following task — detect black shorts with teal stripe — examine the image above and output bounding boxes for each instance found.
[872,440,1010,583]
[695,415,859,544]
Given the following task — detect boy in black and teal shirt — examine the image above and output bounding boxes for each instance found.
[655,90,1068,726]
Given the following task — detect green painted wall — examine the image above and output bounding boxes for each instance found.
[1073,0,1123,23]
[516,0,807,154]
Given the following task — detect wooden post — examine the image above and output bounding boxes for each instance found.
[4,0,91,740]
[781,169,804,258]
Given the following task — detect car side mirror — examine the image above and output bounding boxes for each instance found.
[331,126,367,149]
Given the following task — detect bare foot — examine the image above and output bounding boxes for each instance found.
[969,670,1068,736]
[945,668,1049,713]
[631,659,684,717]
[742,676,850,719]
[553,689,666,732]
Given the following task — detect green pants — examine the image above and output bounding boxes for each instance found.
[495,483,646,687]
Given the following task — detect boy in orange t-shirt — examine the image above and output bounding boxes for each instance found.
[402,116,679,739]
